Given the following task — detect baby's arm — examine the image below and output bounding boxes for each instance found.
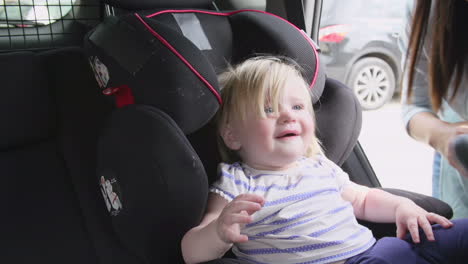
[181,193,264,264]
[341,184,396,221]
[341,184,452,243]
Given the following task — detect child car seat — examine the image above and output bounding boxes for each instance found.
[83,0,452,262]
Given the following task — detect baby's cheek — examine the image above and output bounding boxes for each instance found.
[258,128,272,138]
[256,121,274,136]
[254,127,275,151]
[303,116,316,132]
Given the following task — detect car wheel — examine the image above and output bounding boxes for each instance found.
[347,57,396,110]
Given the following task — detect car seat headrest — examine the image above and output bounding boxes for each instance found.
[222,10,326,101]
[84,10,325,134]
[84,15,221,134]
[102,0,213,10]
[0,52,55,150]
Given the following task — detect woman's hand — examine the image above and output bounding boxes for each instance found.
[409,113,468,176]
[395,200,453,243]
[433,121,468,177]
[215,194,264,244]
[448,133,468,178]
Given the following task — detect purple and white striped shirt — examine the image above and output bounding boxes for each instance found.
[210,155,375,264]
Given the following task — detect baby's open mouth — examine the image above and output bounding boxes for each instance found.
[277,132,299,138]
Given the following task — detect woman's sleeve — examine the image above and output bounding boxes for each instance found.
[209,163,247,202]
[399,4,435,131]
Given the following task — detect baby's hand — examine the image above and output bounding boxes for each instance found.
[395,200,453,243]
[215,194,264,244]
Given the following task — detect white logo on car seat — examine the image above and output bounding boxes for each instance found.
[99,175,122,216]
[89,56,110,89]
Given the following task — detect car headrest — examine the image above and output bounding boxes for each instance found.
[84,15,221,134]
[102,0,213,10]
[84,10,325,134]
[0,52,55,150]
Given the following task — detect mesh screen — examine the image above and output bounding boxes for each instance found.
[0,0,101,50]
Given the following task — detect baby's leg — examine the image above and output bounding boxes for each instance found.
[201,259,245,264]
[410,218,468,264]
[345,237,430,264]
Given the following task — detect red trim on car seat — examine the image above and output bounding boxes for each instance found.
[146,9,320,90]
[134,13,223,105]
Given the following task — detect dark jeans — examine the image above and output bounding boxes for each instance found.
[345,218,468,264]
[203,219,468,264]
[203,259,244,264]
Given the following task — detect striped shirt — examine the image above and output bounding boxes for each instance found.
[210,155,375,264]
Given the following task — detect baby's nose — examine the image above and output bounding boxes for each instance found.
[279,109,296,123]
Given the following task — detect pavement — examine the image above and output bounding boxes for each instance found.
[359,99,433,196]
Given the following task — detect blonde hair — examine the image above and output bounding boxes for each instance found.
[216,56,322,163]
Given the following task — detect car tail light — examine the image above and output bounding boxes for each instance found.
[319,24,351,43]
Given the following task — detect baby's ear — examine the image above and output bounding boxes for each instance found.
[220,123,242,150]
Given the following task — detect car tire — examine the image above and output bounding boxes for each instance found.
[346,57,396,110]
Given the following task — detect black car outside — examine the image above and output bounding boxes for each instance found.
[319,0,411,110]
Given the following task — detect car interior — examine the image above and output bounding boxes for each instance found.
[0,0,459,263]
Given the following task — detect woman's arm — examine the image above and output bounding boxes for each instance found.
[400,11,468,175]
[408,112,468,153]
[409,112,468,177]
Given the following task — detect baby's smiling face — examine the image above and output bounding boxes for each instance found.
[223,75,315,171]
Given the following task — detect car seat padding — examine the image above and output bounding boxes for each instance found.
[97,105,208,262]
[0,52,55,151]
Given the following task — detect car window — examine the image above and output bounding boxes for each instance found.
[0,0,101,51]
[213,0,266,11]
[320,0,363,25]
[319,0,431,195]
[365,0,408,19]
[0,0,76,27]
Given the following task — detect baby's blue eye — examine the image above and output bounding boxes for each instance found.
[264,106,274,114]
[293,104,304,110]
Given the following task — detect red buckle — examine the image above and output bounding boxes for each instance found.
[102,85,135,107]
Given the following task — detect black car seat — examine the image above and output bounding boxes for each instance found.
[83,0,453,263]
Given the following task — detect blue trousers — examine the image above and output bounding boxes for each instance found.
[345,218,468,264]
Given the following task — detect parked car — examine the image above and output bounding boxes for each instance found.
[318,0,411,110]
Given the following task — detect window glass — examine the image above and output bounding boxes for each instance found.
[0,0,76,28]
[320,0,362,25]
[214,0,266,11]
[319,0,432,194]
[0,0,100,51]
[363,0,408,19]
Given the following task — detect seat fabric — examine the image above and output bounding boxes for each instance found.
[43,47,145,264]
[0,51,98,263]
